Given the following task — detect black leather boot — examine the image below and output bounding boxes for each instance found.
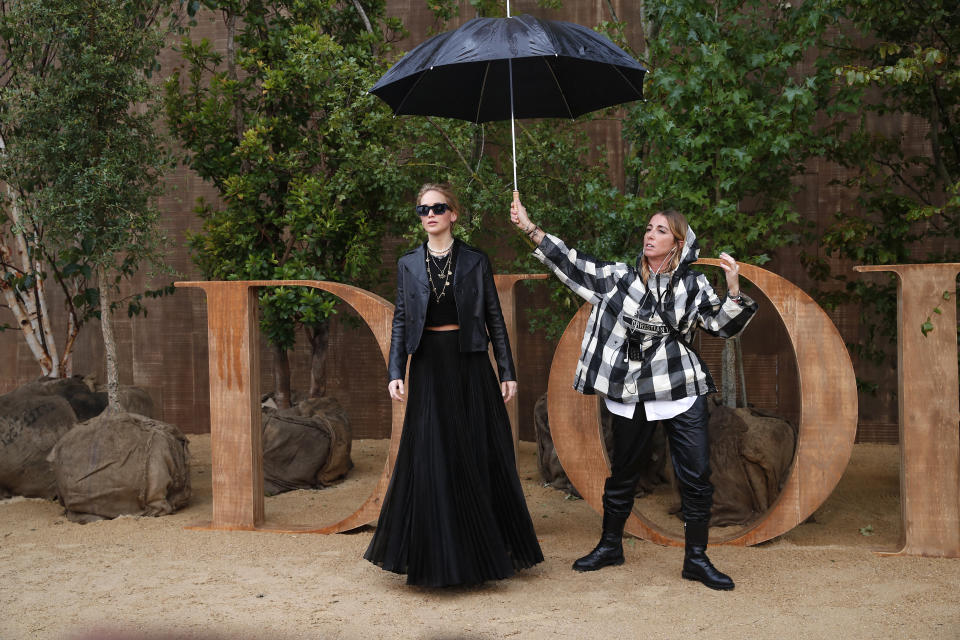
[572,511,627,571]
[681,521,734,590]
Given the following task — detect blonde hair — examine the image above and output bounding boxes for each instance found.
[417,182,462,219]
[639,209,688,281]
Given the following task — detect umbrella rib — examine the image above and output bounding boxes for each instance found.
[394,68,432,116]
[608,63,644,100]
[542,56,574,119]
[476,62,490,124]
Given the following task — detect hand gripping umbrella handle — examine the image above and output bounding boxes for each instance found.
[514,190,539,249]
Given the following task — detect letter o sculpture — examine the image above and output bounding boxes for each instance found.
[546,261,858,545]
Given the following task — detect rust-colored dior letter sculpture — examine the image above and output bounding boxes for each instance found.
[548,260,860,548]
[178,263,960,557]
[175,275,543,534]
[854,264,960,558]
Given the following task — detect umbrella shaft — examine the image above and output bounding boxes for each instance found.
[507,6,516,190]
[509,58,517,191]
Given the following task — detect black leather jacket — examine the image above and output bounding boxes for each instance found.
[387,240,517,383]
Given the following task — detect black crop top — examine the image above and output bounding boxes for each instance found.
[424,242,459,327]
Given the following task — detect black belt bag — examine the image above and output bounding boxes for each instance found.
[622,313,669,361]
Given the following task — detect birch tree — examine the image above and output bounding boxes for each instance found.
[0,0,178,407]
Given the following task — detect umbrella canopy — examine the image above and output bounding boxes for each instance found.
[370,14,646,123]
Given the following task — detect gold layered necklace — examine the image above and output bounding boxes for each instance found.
[426,241,454,302]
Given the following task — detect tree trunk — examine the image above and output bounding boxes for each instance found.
[97,265,120,412]
[34,253,59,374]
[306,320,330,398]
[734,335,747,408]
[721,339,737,408]
[0,138,59,376]
[225,9,246,165]
[637,0,651,59]
[350,0,373,35]
[60,310,79,377]
[0,250,53,375]
[273,345,291,410]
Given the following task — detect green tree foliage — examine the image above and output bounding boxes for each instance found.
[803,0,960,383]
[165,1,412,403]
[626,0,837,265]
[827,0,959,245]
[0,0,175,404]
[617,0,842,405]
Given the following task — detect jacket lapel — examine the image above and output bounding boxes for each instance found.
[453,241,481,286]
[403,244,430,291]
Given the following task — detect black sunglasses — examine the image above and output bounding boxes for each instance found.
[416,202,451,217]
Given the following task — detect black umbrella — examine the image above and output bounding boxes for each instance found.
[370,11,646,192]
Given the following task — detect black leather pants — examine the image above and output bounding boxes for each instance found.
[604,394,713,524]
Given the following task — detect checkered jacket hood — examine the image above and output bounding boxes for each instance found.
[534,227,758,403]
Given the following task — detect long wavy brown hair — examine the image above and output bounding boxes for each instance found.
[639,209,688,281]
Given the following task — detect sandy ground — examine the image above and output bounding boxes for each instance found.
[1,436,958,640]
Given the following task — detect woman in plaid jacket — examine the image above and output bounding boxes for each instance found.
[511,198,757,591]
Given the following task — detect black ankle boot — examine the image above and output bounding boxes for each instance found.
[573,511,627,572]
[681,521,734,590]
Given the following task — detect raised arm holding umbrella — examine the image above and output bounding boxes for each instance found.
[510,196,758,590]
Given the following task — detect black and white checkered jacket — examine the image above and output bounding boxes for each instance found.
[534,227,758,403]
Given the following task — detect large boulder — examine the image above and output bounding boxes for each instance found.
[37,376,107,421]
[533,393,667,498]
[664,398,796,526]
[0,377,159,501]
[27,375,154,421]
[95,383,154,418]
[261,395,353,495]
[533,391,793,526]
[0,386,77,499]
[533,393,578,495]
[702,399,796,526]
[47,411,191,523]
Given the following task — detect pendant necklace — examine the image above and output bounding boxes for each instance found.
[426,242,454,303]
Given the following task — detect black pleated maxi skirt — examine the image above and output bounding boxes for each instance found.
[364,330,544,587]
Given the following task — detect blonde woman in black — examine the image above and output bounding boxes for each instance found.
[364,183,543,587]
